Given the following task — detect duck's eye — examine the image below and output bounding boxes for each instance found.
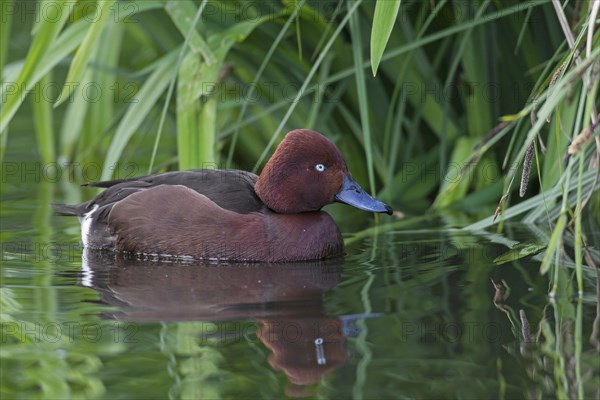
[315,163,326,172]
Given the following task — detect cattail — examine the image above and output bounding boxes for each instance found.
[568,117,599,155]
[520,142,535,197]
[546,61,568,122]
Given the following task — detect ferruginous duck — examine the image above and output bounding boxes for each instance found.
[55,129,393,261]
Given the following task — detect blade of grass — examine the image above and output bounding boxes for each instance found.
[149,0,209,173]
[4,19,87,84]
[502,50,599,209]
[59,66,94,159]
[540,40,596,287]
[306,54,333,129]
[465,169,597,230]
[54,0,116,107]
[457,1,492,138]
[337,102,387,181]
[350,4,376,194]
[294,2,303,61]
[370,0,401,76]
[575,299,584,399]
[434,137,479,208]
[540,212,567,276]
[198,97,217,165]
[0,0,72,135]
[1,0,163,160]
[177,16,273,169]
[225,1,303,168]
[587,1,600,60]
[32,72,55,164]
[0,0,12,83]
[434,1,490,208]
[177,52,202,169]
[102,49,179,181]
[225,1,545,151]
[82,20,124,156]
[570,74,593,296]
[253,0,363,172]
[574,151,584,296]
[383,0,447,191]
[165,0,215,65]
[0,0,12,163]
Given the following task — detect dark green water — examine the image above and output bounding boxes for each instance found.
[2,149,599,399]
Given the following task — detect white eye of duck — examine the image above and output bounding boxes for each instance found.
[315,163,326,172]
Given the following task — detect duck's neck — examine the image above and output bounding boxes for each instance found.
[255,168,306,214]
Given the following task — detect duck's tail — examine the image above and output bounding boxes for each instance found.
[52,204,81,217]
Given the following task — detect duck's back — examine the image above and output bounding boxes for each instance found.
[54,169,267,250]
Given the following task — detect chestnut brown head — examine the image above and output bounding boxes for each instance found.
[255,129,392,215]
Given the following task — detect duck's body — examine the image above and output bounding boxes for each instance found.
[56,130,392,262]
[56,169,343,261]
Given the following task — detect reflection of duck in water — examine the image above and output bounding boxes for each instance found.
[81,250,381,393]
[257,316,344,394]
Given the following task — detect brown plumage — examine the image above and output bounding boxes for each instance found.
[54,129,392,262]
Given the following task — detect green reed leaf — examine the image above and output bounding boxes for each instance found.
[54,0,116,107]
[370,0,401,76]
[101,49,179,181]
[0,0,71,135]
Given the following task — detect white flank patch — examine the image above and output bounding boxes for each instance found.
[81,204,99,248]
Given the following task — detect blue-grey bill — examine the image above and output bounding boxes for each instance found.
[335,175,393,215]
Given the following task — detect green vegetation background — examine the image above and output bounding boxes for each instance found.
[1,0,598,290]
[1,2,599,399]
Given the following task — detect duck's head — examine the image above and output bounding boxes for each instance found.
[255,129,393,215]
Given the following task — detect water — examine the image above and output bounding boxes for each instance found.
[2,135,599,399]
